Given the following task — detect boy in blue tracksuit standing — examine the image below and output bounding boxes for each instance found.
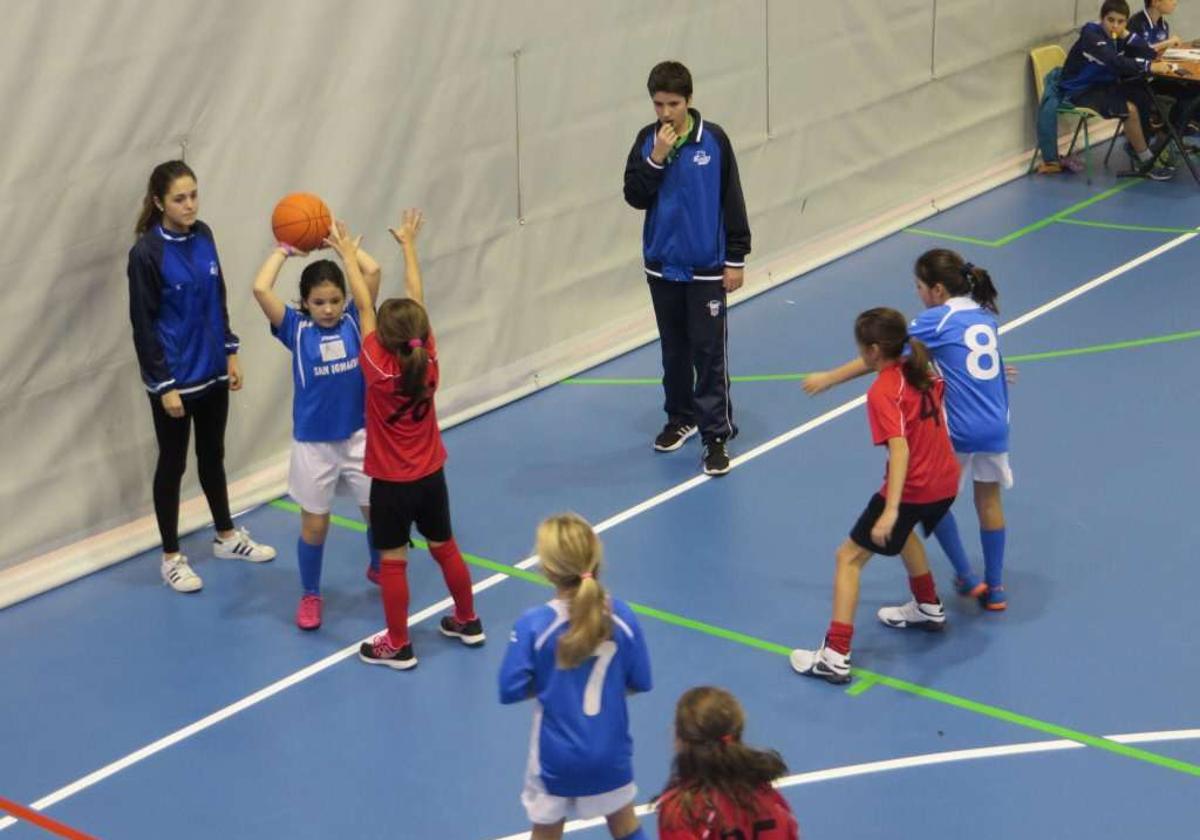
[624,61,751,477]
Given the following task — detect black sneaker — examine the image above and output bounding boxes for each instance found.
[439,615,486,646]
[654,422,698,452]
[358,634,418,670]
[702,438,731,476]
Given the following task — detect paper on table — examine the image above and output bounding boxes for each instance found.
[1163,48,1200,61]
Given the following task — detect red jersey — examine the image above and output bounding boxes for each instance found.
[866,363,960,503]
[360,331,447,482]
[656,786,800,840]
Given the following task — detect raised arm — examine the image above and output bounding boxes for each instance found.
[803,357,872,395]
[356,247,382,306]
[325,220,375,335]
[388,208,425,306]
[251,247,293,329]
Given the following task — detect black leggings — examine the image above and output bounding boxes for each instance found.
[149,386,234,554]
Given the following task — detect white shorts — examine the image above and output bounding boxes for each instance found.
[521,772,637,826]
[957,451,1013,490]
[288,428,371,514]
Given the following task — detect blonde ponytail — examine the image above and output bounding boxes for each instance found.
[536,513,612,669]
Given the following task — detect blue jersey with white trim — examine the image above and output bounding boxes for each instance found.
[908,298,1009,453]
[498,597,653,797]
[271,304,364,442]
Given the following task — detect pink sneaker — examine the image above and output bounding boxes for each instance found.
[296,594,322,630]
[366,565,380,585]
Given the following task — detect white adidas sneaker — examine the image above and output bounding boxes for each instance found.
[213,527,276,563]
[161,554,203,593]
[877,599,946,631]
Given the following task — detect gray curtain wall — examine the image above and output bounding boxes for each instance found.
[3,0,1194,571]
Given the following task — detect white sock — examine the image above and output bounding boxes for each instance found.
[1137,148,1154,163]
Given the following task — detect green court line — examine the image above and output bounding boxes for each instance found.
[903,179,1143,248]
[1056,218,1200,235]
[268,498,1200,778]
[563,328,1200,386]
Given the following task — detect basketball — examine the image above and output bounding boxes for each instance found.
[271,193,331,253]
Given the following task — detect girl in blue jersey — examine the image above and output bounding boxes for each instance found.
[129,160,276,594]
[804,249,1012,610]
[252,231,383,629]
[499,513,652,840]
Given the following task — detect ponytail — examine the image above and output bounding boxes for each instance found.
[135,160,195,238]
[376,298,432,403]
[901,337,934,391]
[535,513,613,670]
[914,248,1000,313]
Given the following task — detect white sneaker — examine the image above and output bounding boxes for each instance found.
[789,643,852,684]
[213,527,276,563]
[877,599,946,631]
[161,554,203,593]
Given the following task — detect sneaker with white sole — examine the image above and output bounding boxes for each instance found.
[702,438,731,476]
[877,599,947,631]
[439,615,486,646]
[789,643,852,684]
[161,554,202,593]
[213,527,276,563]
[358,634,417,670]
[654,422,698,452]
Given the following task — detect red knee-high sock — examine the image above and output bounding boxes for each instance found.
[909,572,939,605]
[379,559,410,648]
[429,539,476,622]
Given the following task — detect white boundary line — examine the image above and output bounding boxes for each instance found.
[2,229,1194,831]
[487,728,1200,839]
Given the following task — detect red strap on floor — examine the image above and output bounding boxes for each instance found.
[0,796,98,840]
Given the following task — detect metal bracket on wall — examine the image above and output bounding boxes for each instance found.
[512,49,526,225]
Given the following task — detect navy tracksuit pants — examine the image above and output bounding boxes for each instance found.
[647,277,736,444]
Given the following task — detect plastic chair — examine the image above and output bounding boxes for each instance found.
[1028,44,1125,181]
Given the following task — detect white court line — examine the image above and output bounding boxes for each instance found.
[487,728,1200,839]
[3,228,1194,831]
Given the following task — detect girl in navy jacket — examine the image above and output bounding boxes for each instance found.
[128,160,275,593]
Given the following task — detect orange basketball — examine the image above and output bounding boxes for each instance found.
[271,193,331,253]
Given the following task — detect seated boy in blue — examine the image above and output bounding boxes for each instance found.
[1060,0,1175,178]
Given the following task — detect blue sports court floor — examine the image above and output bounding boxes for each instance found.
[3,156,1199,838]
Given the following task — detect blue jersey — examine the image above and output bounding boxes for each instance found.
[271,304,364,442]
[1060,22,1153,98]
[498,597,653,798]
[908,298,1009,453]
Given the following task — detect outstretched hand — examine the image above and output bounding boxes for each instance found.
[388,208,425,247]
[323,218,361,260]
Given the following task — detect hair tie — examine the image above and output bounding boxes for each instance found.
[407,338,424,349]
[719,734,734,745]
[579,571,594,581]
[962,263,976,287]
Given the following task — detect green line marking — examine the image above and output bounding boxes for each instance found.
[563,328,1200,386]
[270,499,1200,777]
[903,179,1143,248]
[1056,218,1200,235]
[845,675,879,697]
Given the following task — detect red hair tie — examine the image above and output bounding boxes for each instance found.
[407,338,424,349]
[579,571,594,581]
[719,734,734,744]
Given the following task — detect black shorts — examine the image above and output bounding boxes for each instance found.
[849,493,955,557]
[369,469,453,550]
[1069,83,1153,128]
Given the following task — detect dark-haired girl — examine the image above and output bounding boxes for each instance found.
[129,160,276,595]
[805,249,1013,610]
[251,231,382,630]
[791,308,960,684]
[331,210,482,671]
[655,686,798,839]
